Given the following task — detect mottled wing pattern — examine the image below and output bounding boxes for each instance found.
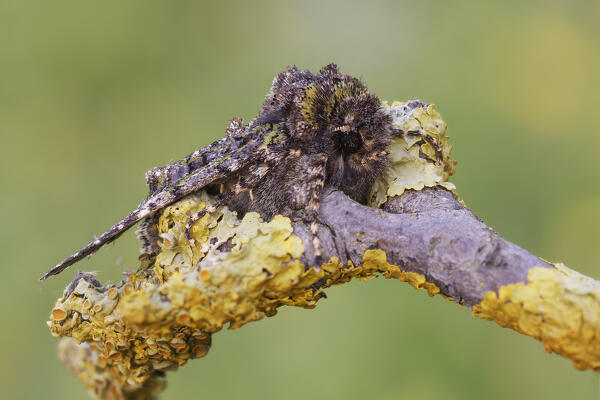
[43,63,404,280]
[40,122,277,280]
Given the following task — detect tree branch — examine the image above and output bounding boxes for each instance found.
[47,101,600,399]
[301,187,552,308]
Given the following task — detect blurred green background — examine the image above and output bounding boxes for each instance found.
[1,0,599,399]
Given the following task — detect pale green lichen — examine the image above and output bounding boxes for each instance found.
[369,101,456,207]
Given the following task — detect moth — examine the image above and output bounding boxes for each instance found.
[41,64,440,280]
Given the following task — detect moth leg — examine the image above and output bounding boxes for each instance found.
[135,214,160,256]
[310,221,325,266]
[391,127,405,137]
[405,129,444,165]
[184,193,234,246]
[185,204,217,247]
[291,153,328,266]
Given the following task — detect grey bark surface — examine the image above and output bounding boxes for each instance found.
[293,187,553,307]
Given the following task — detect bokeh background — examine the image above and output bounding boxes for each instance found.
[1,1,599,399]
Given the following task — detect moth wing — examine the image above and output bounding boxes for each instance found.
[41,126,271,280]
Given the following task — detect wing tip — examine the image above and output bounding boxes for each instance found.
[40,259,71,281]
[40,266,59,281]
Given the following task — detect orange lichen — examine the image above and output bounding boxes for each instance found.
[107,287,118,300]
[51,308,67,321]
[199,269,211,281]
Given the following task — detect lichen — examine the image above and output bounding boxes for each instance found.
[48,99,463,398]
[49,197,446,399]
[58,338,166,400]
[362,249,443,297]
[472,263,600,371]
[369,101,456,207]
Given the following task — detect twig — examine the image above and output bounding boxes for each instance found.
[47,102,600,399]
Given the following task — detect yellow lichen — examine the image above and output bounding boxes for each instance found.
[362,249,442,297]
[472,263,600,371]
[369,101,456,207]
[46,88,600,397]
[47,99,497,399]
[58,338,165,400]
[49,195,447,399]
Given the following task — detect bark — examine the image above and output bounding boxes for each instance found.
[295,187,552,308]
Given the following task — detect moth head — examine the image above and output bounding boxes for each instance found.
[330,92,392,155]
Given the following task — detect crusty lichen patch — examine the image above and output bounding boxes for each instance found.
[472,263,600,371]
[369,101,456,207]
[362,249,443,297]
[58,338,166,400]
[49,194,448,399]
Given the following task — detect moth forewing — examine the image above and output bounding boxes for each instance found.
[41,123,270,280]
[43,64,400,280]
